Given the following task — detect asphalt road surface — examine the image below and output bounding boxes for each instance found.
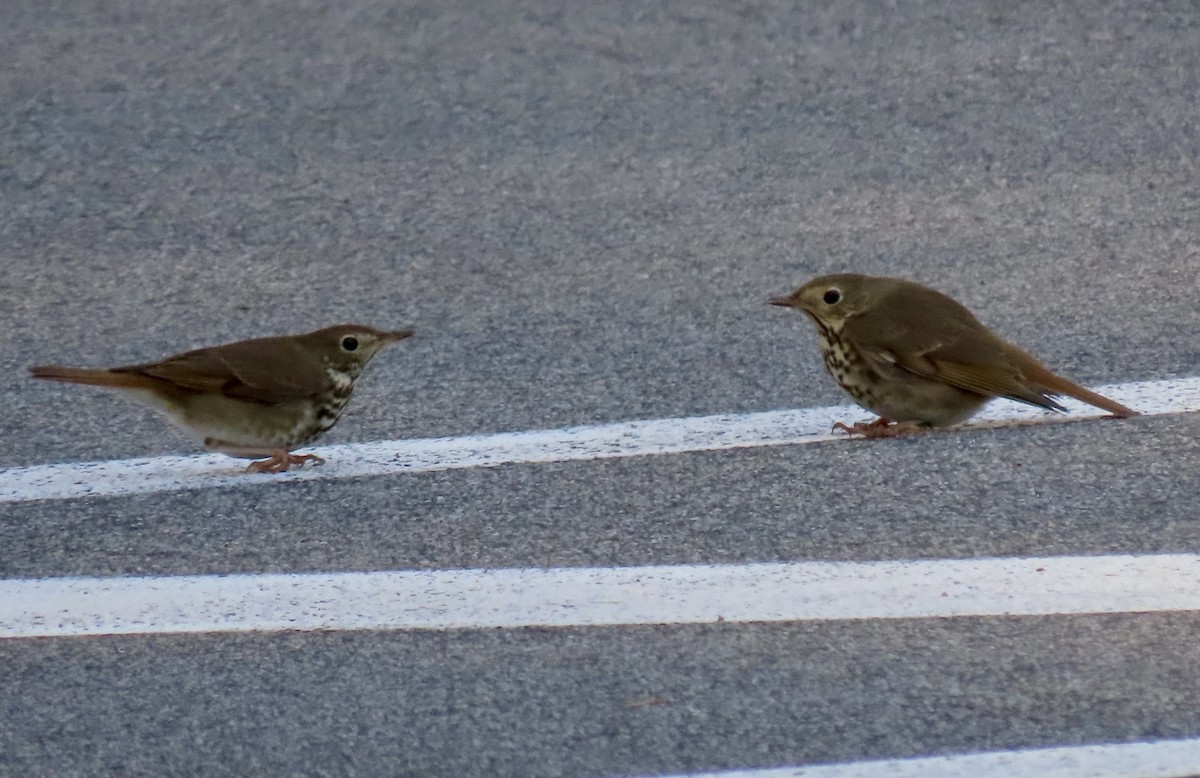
[2,1,1199,776]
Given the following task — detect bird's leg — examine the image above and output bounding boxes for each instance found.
[245,451,326,473]
[206,440,326,473]
[832,418,925,438]
[832,417,892,436]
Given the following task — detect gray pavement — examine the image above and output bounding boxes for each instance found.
[2,413,1198,580]
[2,1,1199,776]
[6,615,1200,778]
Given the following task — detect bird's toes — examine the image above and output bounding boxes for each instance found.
[245,452,291,474]
[289,453,325,468]
[833,418,926,439]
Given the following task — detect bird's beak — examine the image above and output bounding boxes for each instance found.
[386,330,414,342]
[767,295,797,308]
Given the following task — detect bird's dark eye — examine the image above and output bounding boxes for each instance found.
[823,289,841,305]
[341,336,359,352]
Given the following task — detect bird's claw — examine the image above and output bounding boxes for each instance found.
[832,418,925,439]
[246,452,326,473]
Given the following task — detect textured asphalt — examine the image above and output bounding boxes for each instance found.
[2,1,1200,776]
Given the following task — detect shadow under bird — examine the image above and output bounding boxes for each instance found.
[29,324,412,472]
[768,274,1138,437]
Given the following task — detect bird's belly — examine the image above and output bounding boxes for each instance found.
[177,395,323,449]
[820,343,987,427]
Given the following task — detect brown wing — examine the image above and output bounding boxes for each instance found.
[843,283,1065,412]
[114,334,332,405]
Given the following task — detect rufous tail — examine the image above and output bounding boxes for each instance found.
[28,365,157,390]
[1022,362,1139,418]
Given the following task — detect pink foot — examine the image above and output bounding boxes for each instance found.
[245,452,326,473]
[832,418,926,439]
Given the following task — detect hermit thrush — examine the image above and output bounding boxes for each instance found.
[30,324,412,471]
[768,274,1137,437]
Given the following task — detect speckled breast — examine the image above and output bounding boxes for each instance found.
[300,367,359,444]
[814,321,880,410]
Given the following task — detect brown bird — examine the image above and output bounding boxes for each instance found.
[768,274,1137,437]
[30,324,412,471]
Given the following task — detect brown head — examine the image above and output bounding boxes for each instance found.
[767,273,888,329]
[294,324,414,375]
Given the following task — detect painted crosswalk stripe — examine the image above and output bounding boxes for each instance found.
[639,736,1200,778]
[3,376,1197,504]
[3,553,1200,639]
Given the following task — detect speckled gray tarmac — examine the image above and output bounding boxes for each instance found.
[3,413,1198,580]
[6,616,1200,778]
[2,1,1199,776]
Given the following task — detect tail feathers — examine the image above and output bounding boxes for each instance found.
[29,365,158,390]
[1001,343,1139,419]
[1022,363,1139,418]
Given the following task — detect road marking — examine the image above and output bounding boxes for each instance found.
[642,737,1200,777]
[3,554,1200,639]
[4,376,1197,503]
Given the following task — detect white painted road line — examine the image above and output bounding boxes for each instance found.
[3,554,1200,639]
[643,737,1200,778]
[4,376,1198,504]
